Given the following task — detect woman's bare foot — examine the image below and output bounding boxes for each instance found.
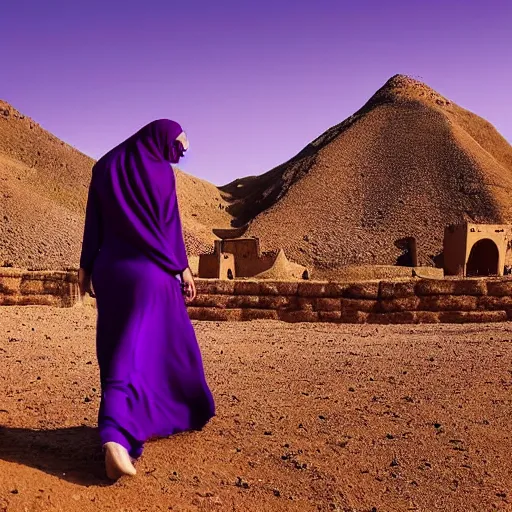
[104,442,137,480]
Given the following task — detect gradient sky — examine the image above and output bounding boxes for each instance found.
[2,0,510,185]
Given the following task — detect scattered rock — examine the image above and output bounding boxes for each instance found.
[235,477,249,489]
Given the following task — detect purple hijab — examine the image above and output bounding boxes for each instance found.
[80,119,189,275]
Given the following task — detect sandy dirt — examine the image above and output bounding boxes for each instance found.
[1,305,511,511]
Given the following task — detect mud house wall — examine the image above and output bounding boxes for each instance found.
[221,239,263,277]
[218,253,236,279]
[230,254,277,277]
[465,224,508,276]
[221,239,260,258]
[506,240,512,268]
[198,239,272,278]
[198,254,220,278]
[443,224,467,276]
[444,224,512,277]
[231,252,277,278]
[254,253,279,275]
[410,237,418,267]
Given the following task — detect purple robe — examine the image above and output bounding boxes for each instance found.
[80,119,215,458]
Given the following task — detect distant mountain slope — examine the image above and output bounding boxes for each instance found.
[0,102,230,269]
[3,75,512,275]
[220,75,512,277]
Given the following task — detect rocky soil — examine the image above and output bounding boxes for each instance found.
[1,305,511,511]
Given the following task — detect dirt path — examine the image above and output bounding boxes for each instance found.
[1,306,511,511]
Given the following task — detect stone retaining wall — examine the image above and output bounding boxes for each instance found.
[188,278,512,324]
[1,269,512,323]
[0,269,78,307]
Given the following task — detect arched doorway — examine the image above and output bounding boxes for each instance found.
[466,239,499,276]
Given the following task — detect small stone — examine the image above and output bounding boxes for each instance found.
[197,491,214,498]
[235,477,249,489]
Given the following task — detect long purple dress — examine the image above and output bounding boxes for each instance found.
[79,120,215,459]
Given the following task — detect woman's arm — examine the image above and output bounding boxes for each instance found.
[79,174,102,297]
[181,267,196,302]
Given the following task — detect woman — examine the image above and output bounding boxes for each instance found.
[78,119,215,480]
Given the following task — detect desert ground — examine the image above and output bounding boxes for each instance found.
[1,305,511,512]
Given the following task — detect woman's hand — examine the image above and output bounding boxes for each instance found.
[181,267,196,302]
[78,268,95,299]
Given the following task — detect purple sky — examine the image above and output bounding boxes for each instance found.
[2,0,511,185]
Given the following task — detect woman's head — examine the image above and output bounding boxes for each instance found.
[135,119,189,164]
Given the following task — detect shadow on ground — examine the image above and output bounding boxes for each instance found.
[0,425,110,486]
